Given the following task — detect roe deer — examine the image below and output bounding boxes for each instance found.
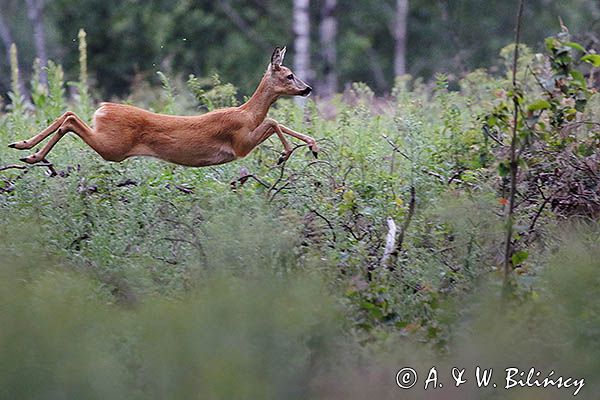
[9,47,318,167]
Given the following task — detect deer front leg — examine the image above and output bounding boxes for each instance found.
[235,118,292,163]
[278,124,319,158]
[274,126,293,164]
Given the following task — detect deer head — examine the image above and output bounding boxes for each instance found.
[268,47,312,97]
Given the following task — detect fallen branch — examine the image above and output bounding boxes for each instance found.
[381,217,397,268]
[381,186,416,271]
[175,184,194,194]
[0,162,53,172]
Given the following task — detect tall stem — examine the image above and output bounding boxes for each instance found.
[503,0,525,292]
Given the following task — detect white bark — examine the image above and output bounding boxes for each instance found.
[381,217,397,268]
[293,0,311,104]
[394,0,409,77]
[25,0,48,85]
[318,0,337,98]
[0,12,14,57]
[0,12,27,97]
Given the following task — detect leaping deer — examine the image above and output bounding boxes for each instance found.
[8,47,318,167]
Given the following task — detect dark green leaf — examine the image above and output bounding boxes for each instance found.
[498,162,510,177]
[565,42,585,52]
[570,70,586,87]
[512,250,529,265]
[581,54,600,67]
[527,99,551,112]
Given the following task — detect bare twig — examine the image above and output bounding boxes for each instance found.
[482,124,505,146]
[383,134,411,161]
[396,186,416,257]
[268,181,292,203]
[230,173,270,190]
[0,164,27,172]
[309,209,337,243]
[174,184,194,194]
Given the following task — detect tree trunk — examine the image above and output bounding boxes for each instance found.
[0,12,13,60]
[293,0,311,104]
[318,0,337,98]
[0,12,27,97]
[393,0,409,77]
[25,0,48,86]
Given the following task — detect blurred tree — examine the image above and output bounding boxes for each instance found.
[0,0,35,97]
[293,0,311,104]
[394,0,408,77]
[1,0,600,99]
[318,0,337,97]
[25,0,48,85]
[216,0,271,51]
[0,10,27,96]
[0,12,15,62]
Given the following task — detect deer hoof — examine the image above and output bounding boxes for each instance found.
[308,142,319,158]
[20,155,39,164]
[8,140,29,150]
[278,151,291,165]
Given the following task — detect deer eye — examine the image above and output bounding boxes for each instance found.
[286,74,294,80]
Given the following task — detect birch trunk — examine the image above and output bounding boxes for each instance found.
[25,0,48,86]
[293,0,311,105]
[318,0,337,98]
[0,12,27,97]
[394,0,409,77]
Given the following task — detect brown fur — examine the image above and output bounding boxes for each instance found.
[9,47,318,166]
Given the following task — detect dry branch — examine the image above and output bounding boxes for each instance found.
[381,217,397,268]
[381,186,416,270]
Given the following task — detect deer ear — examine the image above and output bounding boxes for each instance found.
[279,46,286,62]
[271,46,285,70]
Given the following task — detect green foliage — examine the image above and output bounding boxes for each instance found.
[187,73,239,111]
[156,71,176,114]
[0,30,600,397]
[485,31,599,232]
[0,234,340,399]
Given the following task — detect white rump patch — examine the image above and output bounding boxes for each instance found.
[94,106,108,118]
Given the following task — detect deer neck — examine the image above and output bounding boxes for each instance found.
[241,75,279,125]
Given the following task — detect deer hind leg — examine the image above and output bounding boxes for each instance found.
[8,111,78,150]
[20,114,98,164]
[278,124,319,157]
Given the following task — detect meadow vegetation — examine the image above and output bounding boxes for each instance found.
[1,30,599,398]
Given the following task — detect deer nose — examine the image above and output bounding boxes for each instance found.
[301,86,312,96]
